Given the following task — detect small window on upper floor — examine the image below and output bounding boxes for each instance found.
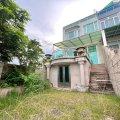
[109,18,115,27]
[101,22,105,29]
[114,16,120,25]
[83,21,99,34]
[69,31,74,38]
[101,16,120,29]
[64,29,80,40]
[94,21,99,31]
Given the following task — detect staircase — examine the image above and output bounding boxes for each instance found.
[89,64,114,94]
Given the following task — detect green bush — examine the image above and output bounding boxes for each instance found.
[3,67,25,87]
[0,82,10,88]
[23,73,51,93]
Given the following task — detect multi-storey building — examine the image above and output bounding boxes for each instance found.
[45,0,120,92]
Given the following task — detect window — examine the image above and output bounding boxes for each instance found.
[101,22,105,29]
[69,31,74,38]
[94,21,99,31]
[83,21,98,34]
[88,46,97,53]
[64,30,79,40]
[101,16,120,29]
[114,16,119,25]
[109,18,114,27]
[105,20,109,28]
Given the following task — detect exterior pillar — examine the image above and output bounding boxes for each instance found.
[45,63,51,80]
[78,61,85,86]
[101,30,107,46]
[75,57,89,92]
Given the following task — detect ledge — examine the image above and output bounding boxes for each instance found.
[51,57,76,65]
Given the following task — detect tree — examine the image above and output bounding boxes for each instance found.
[0,0,29,62]
[17,39,44,70]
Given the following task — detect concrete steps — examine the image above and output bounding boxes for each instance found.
[90,64,114,94]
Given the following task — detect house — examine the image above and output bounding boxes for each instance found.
[45,0,120,92]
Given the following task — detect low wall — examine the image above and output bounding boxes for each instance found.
[0,63,26,81]
[104,47,120,96]
[0,86,24,97]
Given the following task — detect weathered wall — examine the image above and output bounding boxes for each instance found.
[0,86,24,97]
[50,57,91,90]
[50,65,58,88]
[104,47,120,96]
[70,63,80,89]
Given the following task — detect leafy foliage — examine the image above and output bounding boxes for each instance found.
[17,39,43,70]
[0,66,25,87]
[23,73,51,93]
[0,0,29,62]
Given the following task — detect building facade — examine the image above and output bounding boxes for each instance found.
[45,1,120,92]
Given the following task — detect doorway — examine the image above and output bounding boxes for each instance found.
[58,65,70,87]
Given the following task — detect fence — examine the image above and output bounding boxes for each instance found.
[104,47,120,96]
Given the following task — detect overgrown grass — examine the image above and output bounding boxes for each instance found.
[0,90,120,120]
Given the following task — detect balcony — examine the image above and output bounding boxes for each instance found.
[52,48,93,65]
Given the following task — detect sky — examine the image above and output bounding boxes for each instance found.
[15,0,112,54]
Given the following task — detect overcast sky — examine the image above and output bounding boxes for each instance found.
[15,0,112,54]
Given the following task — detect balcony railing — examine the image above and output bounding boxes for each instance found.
[52,49,93,64]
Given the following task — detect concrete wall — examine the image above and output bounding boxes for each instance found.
[50,57,91,91]
[0,87,24,97]
[63,15,99,40]
[84,58,91,86]
[104,47,120,96]
[50,65,58,88]
[70,63,80,89]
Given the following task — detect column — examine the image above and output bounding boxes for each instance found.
[45,63,51,80]
[101,30,107,46]
[78,61,85,86]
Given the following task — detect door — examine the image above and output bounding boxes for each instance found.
[88,45,99,64]
[58,66,70,87]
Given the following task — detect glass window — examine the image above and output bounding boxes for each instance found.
[101,22,105,29]
[109,18,114,27]
[114,17,119,25]
[88,46,96,53]
[105,20,109,28]
[84,22,98,34]
[94,21,99,31]
[69,31,74,38]
[65,33,69,40]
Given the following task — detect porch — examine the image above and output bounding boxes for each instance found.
[52,31,103,64]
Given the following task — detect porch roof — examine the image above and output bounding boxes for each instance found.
[54,31,102,49]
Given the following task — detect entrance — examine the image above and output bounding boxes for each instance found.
[88,45,99,64]
[58,66,70,87]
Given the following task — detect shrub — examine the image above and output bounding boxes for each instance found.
[0,82,10,88]
[4,67,25,86]
[23,73,51,93]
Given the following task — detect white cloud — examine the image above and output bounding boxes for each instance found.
[16,0,112,54]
